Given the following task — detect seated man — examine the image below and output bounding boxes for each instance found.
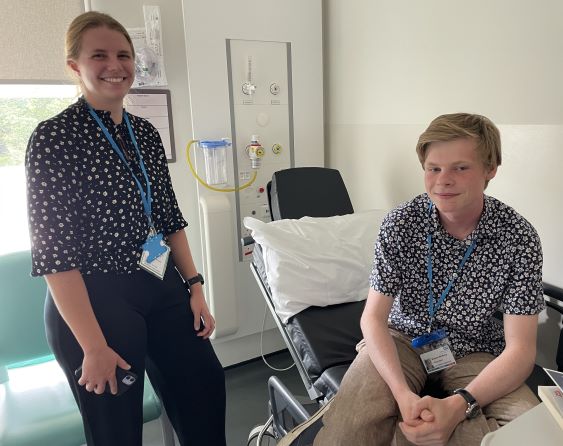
[313,113,544,446]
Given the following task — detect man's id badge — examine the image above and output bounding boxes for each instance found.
[139,232,170,279]
[411,328,456,374]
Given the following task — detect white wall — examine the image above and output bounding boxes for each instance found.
[324,0,563,367]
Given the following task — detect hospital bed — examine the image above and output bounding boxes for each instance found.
[244,167,378,444]
[245,167,563,445]
[253,168,362,402]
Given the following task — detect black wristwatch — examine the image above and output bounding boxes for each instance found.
[453,388,481,419]
[185,273,204,289]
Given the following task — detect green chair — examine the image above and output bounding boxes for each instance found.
[0,250,175,446]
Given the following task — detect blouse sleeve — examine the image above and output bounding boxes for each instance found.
[25,120,82,276]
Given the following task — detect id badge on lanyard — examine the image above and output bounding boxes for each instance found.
[412,329,456,374]
[139,229,170,279]
[88,104,170,279]
[412,202,477,373]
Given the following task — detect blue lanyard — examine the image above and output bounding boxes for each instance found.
[426,203,477,331]
[87,104,154,228]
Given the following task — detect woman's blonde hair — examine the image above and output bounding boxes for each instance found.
[416,113,502,171]
[65,11,134,63]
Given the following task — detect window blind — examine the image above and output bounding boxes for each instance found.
[0,0,85,82]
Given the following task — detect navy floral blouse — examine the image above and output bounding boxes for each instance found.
[26,97,187,276]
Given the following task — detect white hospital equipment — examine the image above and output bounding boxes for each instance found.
[181,0,324,365]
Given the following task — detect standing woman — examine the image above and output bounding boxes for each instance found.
[25,11,226,445]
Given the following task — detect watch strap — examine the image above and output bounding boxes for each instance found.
[453,388,481,419]
[185,273,204,288]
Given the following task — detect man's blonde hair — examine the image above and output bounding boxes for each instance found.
[416,113,502,171]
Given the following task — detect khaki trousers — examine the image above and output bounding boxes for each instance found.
[313,329,538,446]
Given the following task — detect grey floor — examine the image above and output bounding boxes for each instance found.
[225,351,306,445]
[143,350,306,446]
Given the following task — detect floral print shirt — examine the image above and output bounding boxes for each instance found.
[370,193,544,358]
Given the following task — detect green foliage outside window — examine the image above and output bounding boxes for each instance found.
[0,97,74,167]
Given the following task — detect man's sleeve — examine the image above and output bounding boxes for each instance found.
[501,226,545,314]
[369,214,402,298]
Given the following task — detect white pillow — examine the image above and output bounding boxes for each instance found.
[244,210,386,323]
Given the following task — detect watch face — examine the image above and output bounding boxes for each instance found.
[467,403,481,419]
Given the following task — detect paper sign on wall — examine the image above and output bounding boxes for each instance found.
[126,89,176,162]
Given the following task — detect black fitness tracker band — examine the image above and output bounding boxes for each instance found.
[185,273,204,289]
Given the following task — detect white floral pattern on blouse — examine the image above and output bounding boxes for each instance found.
[26,97,187,276]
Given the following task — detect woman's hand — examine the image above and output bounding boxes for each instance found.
[166,230,215,338]
[78,346,131,395]
[189,286,215,339]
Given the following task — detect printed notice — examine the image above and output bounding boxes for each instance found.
[126,89,176,162]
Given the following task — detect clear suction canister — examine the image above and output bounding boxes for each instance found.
[199,139,230,185]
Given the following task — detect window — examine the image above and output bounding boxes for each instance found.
[0,84,78,255]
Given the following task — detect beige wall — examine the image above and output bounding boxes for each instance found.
[323,0,563,366]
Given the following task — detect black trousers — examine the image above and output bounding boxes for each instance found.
[45,260,226,446]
